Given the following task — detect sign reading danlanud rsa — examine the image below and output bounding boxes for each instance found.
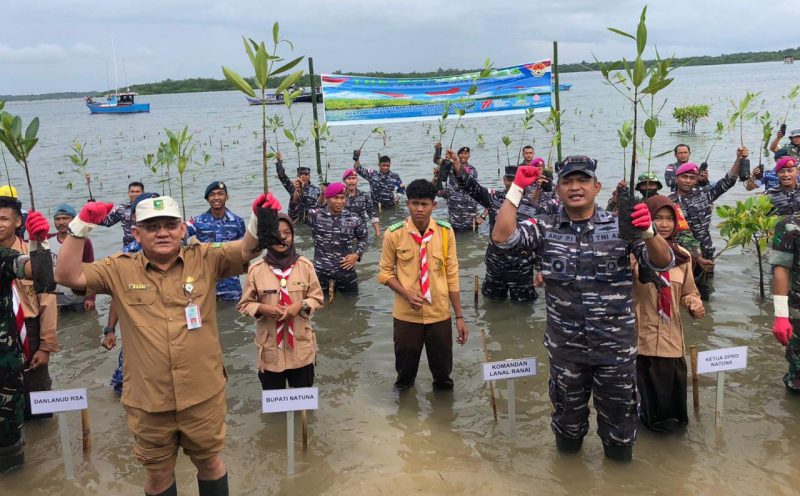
[30,388,88,415]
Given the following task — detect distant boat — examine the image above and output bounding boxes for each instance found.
[246,87,323,105]
[85,92,150,114]
[556,82,573,91]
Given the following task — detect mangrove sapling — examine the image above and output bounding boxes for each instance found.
[501,136,513,167]
[716,195,778,299]
[515,109,537,165]
[617,120,634,179]
[0,104,54,292]
[781,85,800,129]
[222,23,305,192]
[281,89,311,178]
[728,91,761,180]
[353,127,386,161]
[164,126,203,220]
[672,104,710,134]
[596,6,675,238]
[67,141,94,200]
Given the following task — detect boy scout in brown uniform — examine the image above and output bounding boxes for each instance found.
[378,179,468,390]
[55,195,266,496]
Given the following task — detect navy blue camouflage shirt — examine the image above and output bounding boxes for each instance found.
[187,208,246,301]
[496,205,673,365]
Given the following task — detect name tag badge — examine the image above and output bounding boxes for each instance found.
[185,304,202,330]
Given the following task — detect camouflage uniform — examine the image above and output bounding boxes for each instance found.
[357,166,405,208]
[456,173,541,301]
[769,215,800,391]
[100,201,134,247]
[669,172,737,299]
[188,208,246,301]
[664,161,682,191]
[344,189,379,230]
[496,205,673,447]
[441,164,479,231]
[776,143,800,161]
[277,161,321,223]
[0,249,25,462]
[766,185,800,216]
[304,207,367,292]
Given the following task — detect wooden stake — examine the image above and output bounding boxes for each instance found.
[81,409,91,454]
[328,279,335,306]
[690,345,699,411]
[301,410,308,449]
[480,329,498,421]
[473,275,479,305]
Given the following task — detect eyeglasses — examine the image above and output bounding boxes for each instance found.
[555,156,597,173]
[136,220,181,233]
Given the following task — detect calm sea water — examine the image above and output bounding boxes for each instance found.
[3,61,800,495]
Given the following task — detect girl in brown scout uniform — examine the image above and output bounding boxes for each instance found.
[632,195,705,432]
[238,213,324,389]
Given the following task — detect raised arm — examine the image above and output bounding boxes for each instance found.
[492,166,540,245]
[55,203,115,292]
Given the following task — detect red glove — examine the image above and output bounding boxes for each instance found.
[631,202,652,229]
[79,202,114,224]
[25,212,50,241]
[513,166,541,188]
[252,192,282,213]
[773,317,793,346]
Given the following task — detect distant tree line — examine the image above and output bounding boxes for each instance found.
[3,46,798,101]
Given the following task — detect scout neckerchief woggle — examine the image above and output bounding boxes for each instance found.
[411,228,434,303]
[272,265,295,348]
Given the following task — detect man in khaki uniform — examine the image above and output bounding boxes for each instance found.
[379,179,467,391]
[56,195,267,496]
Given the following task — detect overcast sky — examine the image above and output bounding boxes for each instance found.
[1,0,797,95]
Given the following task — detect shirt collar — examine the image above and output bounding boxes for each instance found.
[405,217,436,236]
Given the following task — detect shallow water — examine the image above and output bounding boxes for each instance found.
[3,61,800,495]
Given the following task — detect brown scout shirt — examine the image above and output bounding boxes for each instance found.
[13,237,59,353]
[237,256,324,373]
[378,217,459,324]
[631,248,702,358]
[83,241,246,412]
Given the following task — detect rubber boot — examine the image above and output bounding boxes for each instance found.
[145,479,177,496]
[603,443,633,462]
[198,472,229,496]
[0,439,24,474]
[554,433,583,453]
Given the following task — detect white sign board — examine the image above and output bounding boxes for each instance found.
[483,358,537,381]
[262,387,319,413]
[697,346,748,374]
[30,388,88,415]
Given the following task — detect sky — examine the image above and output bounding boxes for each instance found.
[1,0,798,95]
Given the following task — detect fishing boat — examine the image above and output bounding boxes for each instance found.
[246,87,323,105]
[557,82,573,91]
[85,92,150,114]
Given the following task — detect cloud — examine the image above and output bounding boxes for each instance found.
[0,42,99,63]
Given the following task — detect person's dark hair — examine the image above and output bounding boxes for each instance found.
[0,196,22,218]
[379,155,391,164]
[674,144,690,154]
[522,145,534,152]
[405,179,437,200]
[128,181,145,191]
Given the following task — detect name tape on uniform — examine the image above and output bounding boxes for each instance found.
[697,346,748,374]
[483,358,537,381]
[30,388,88,415]
[262,387,319,413]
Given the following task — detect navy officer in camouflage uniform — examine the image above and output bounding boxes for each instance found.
[668,149,745,300]
[341,167,381,238]
[276,152,322,223]
[435,146,480,232]
[770,208,800,393]
[491,156,674,462]
[450,150,540,302]
[100,181,144,248]
[297,182,368,293]
[188,181,247,301]
[766,156,800,216]
[353,151,405,209]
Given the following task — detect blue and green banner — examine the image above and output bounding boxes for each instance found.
[321,60,553,125]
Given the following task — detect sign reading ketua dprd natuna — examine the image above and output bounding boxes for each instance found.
[483,358,537,381]
[697,346,748,374]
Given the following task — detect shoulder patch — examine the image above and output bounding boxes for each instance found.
[209,242,224,248]
[389,221,404,232]
[436,219,452,229]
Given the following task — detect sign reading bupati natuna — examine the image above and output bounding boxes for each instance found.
[262,387,319,414]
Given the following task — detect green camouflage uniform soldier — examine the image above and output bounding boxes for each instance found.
[770,214,800,392]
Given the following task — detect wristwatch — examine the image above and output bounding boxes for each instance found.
[301,300,310,313]
[102,326,116,336]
